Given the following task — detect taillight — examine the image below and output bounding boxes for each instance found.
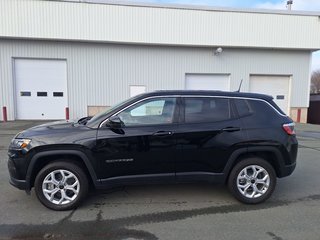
[283,122,295,135]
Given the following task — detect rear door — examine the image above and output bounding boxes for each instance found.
[175,96,245,181]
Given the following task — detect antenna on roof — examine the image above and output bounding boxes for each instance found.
[236,79,243,92]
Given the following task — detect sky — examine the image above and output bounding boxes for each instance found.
[125,0,320,10]
[123,0,320,71]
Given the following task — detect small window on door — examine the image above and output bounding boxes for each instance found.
[53,92,64,97]
[37,92,47,97]
[184,97,232,123]
[118,97,176,126]
[20,91,31,97]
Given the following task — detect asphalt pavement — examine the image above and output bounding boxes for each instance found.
[0,121,320,240]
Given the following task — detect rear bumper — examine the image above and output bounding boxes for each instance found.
[279,162,296,178]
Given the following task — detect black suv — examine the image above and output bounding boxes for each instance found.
[8,91,297,210]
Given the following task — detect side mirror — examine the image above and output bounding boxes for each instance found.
[106,115,123,129]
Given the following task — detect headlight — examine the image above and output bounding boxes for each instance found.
[11,139,31,149]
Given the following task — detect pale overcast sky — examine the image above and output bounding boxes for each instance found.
[121,0,320,71]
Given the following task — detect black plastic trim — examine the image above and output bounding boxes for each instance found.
[26,150,99,190]
[223,146,289,179]
[176,172,225,183]
[281,162,296,178]
[9,176,27,190]
[223,148,248,177]
[98,173,175,188]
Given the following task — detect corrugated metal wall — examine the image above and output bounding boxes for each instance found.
[1,0,320,49]
[0,39,311,120]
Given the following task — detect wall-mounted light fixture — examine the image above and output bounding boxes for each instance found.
[214,47,223,56]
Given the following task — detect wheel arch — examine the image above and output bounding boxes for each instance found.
[224,146,285,181]
[26,150,99,190]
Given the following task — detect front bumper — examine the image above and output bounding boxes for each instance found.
[9,176,27,190]
[7,149,30,191]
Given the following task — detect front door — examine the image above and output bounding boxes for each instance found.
[95,97,178,184]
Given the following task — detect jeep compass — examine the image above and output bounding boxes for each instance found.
[8,90,298,210]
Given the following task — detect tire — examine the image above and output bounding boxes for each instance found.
[34,161,89,211]
[228,158,277,204]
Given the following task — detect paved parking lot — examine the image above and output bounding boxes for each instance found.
[0,121,320,240]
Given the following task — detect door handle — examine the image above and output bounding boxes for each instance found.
[153,131,174,136]
[221,127,241,132]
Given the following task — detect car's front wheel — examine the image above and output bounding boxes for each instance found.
[34,161,89,211]
[228,158,277,204]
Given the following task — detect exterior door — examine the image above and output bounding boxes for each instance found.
[95,97,178,183]
[250,75,290,114]
[185,74,230,91]
[175,97,244,180]
[14,59,68,120]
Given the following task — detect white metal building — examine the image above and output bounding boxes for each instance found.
[1,0,320,122]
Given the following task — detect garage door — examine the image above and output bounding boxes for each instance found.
[14,59,68,120]
[249,75,290,114]
[185,74,230,91]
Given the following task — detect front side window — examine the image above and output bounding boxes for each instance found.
[184,97,232,123]
[117,97,176,126]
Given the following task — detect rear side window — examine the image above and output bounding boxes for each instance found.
[184,97,232,123]
[236,99,283,126]
[250,100,281,117]
[235,99,253,117]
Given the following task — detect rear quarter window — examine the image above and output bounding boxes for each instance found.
[237,99,283,126]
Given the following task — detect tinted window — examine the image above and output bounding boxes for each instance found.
[236,99,283,127]
[235,99,253,117]
[184,97,232,123]
[118,97,176,126]
[249,100,282,123]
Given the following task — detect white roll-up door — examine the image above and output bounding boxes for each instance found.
[249,75,290,114]
[14,59,68,120]
[185,74,230,91]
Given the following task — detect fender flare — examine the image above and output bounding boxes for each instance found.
[223,146,284,179]
[25,150,99,190]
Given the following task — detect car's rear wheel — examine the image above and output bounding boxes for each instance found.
[34,161,88,211]
[228,158,276,204]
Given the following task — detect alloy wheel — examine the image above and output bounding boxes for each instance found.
[42,169,80,205]
[236,165,270,199]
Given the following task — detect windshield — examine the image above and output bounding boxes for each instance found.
[86,96,137,125]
